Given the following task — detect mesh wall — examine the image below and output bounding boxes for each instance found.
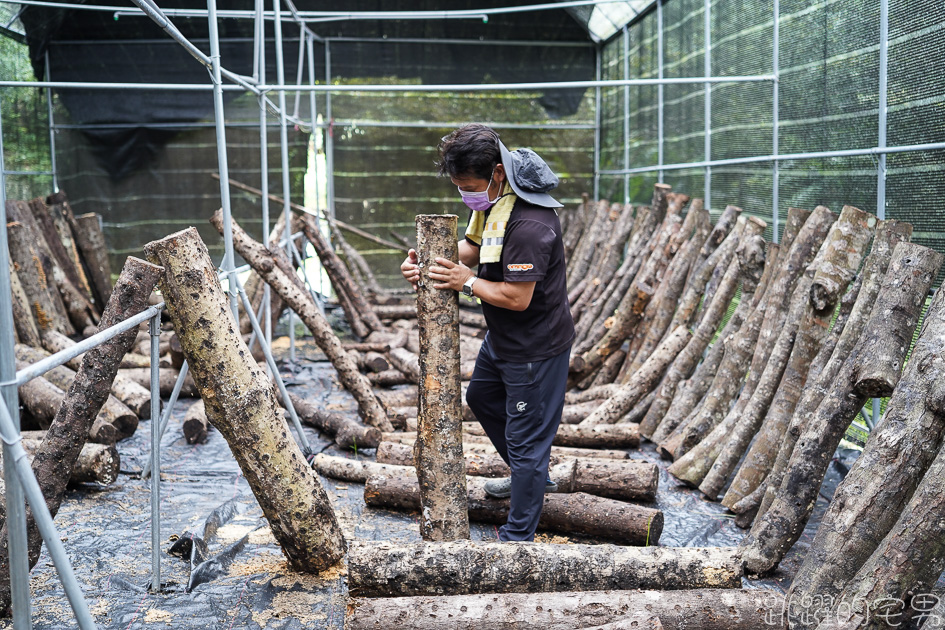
[601,0,945,258]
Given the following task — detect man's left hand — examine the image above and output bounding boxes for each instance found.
[429,257,474,292]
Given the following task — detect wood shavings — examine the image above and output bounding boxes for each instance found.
[143,608,173,624]
[251,591,327,627]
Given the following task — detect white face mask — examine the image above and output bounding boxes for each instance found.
[457,169,499,211]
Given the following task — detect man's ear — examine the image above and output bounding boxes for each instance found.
[494,163,507,184]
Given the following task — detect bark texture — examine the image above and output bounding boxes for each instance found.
[210,209,392,432]
[414,214,469,541]
[286,393,381,450]
[345,589,785,630]
[145,227,346,572]
[347,540,743,597]
[72,212,113,307]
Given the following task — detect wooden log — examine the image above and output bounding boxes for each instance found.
[210,209,393,433]
[118,366,199,398]
[8,262,41,347]
[0,256,161,613]
[669,205,743,332]
[181,398,209,445]
[586,349,627,388]
[15,344,138,441]
[364,474,663,545]
[623,201,710,375]
[347,540,743,597]
[721,205,876,508]
[375,385,418,408]
[562,194,593,262]
[748,220,913,523]
[668,206,835,483]
[463,420,640,449]
[6,211,73,334]
[571,281,654,376]
[651,237,775,446]
[815,438,945,630]
[12,438,119,485]
[144,227,346,572]
[299,212,385,336]
[568,200,612,288]
[639,220,764,439]
[380,435,630,461]
[345,589,785,630]
[741,242,942,578]
[72,212,113,307]
[40,329,152,418]
[412,213,469,541]
[579,326,691,426]
[388,347,420,383]
[286,393,381,450]
[366,369,412,387]
[42,193,95,302]
[572,204,637,321]
[566,384,621,404]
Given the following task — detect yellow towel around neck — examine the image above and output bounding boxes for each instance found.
[464,183,516,264]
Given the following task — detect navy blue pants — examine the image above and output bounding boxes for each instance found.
[466,333,571,541]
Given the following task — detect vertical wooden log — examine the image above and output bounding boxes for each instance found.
[72,212,113,308]
[210,210,394,432]
[6,212,74,335]
[414,214,469,541]
[0,256,162,613]
[742,242,942,580]
[145,227,346,572]
[721,205,875,508]
[8,261,41,347]
[33,195,94,305]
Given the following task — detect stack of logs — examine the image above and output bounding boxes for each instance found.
[11,181,945,628]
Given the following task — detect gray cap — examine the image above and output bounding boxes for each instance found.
[499,140,563,208]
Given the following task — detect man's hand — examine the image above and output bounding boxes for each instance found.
[429,257,475,292]
[400,248,420,290]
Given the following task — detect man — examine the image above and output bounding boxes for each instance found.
[400,124,574,542]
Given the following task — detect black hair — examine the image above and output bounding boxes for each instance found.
[436,123,501,180]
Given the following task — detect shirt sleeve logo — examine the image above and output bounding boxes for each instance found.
[507,263,534,272]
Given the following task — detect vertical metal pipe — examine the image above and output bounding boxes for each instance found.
[593,42,601,202]
[771,0,780,243]
[274,0,297,362]
[306,32,326,299]
[703,0,711,211]
[292,29,305,119]
[623,26,630,204]
[207,0,238,318]
[149,311,161,592]
[0,405,96,630]
[0,92,33,630]
[874,0,889,429]
[657,0,664,183]
[140,361,189,481]
[44,51,58,193]
[257,0,272,352]
[325,40,335,219]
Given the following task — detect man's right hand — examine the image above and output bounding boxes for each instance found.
[400,248,420,289]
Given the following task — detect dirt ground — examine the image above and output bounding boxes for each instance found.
[3,337,843,629]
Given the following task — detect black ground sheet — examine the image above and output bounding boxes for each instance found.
[5,338,853,629]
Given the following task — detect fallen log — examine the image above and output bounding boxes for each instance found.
[118,366,199,398]
[40,329,152,418]
[210,209,393,432]
[16,368,117,444]
[366,369,412,387]
[144,226,346,572]
[8,263,40,347]
[41,193,95,303]
[375,385,418,408]
[364,473,663,545]
[347,540,743,597]
[778,246,944,604]
[286,393,381,450]
[182,399,209,445]
[463,420,640,449]
[379,435,629,461]
[579,326,691,426]
[15,344,138,441]
[721,205,875,508]
[0,256,160,612]
[345,588,785,630]
[747,220,912,523]
[742,242,942,578]
[8,438,119,485]
[571,281,654,376]
[388,347,420,383]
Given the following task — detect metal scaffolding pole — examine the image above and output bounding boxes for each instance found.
[148,310,162,592]
[874,0,889,429]
[0,91,33,630]
[44,51,58,193]
[256,0,273,351]
[703,0,711,211]
[657,0,664,183]
[593,42,601,202]
[306,30,326,298]
[771,0,780,243]
[273,0,297,362]
[325,40,335,220]
[623,25,630,204]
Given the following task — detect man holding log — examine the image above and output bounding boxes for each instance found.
[401,124,574,541]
